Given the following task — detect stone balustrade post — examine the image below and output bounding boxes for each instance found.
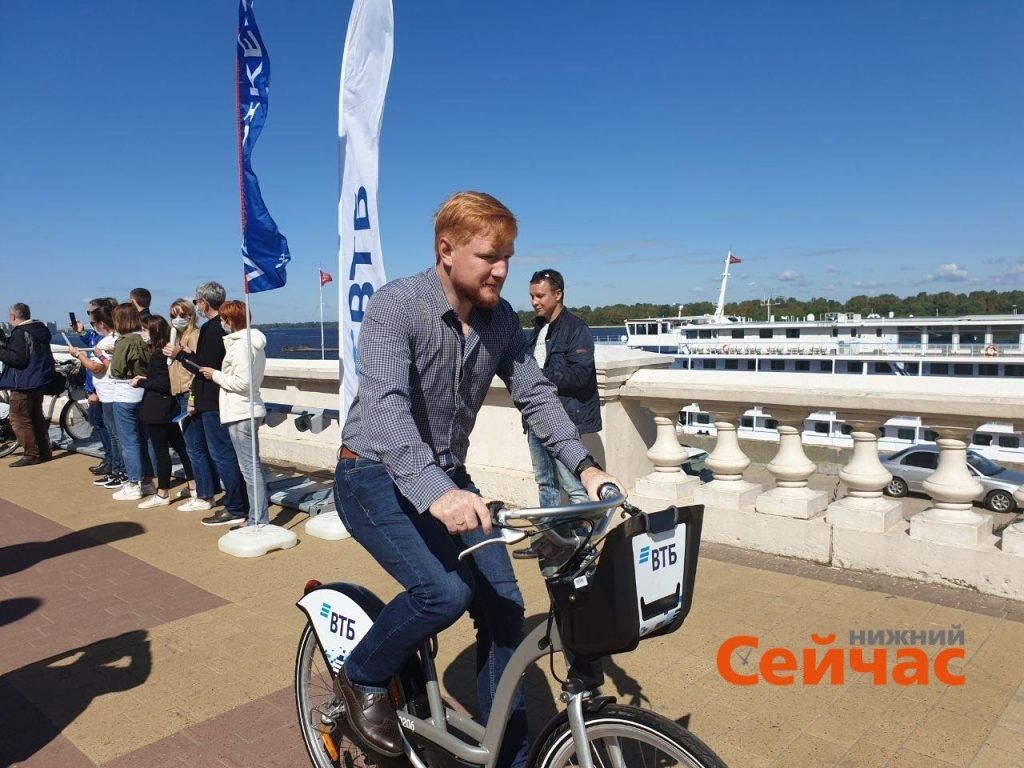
[695,404,761,511]
[755,407,827,519]
[826,411,903,532]
[629,399,699,510]
[1004,486,1024,555]
[908,417,993,548]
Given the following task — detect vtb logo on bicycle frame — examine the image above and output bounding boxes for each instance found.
[638,543,678,571]
[320,602,357,640]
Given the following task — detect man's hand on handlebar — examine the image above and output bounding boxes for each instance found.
[580,467,627,502]
[430,489,494,536]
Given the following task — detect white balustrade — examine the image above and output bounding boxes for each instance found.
[909,418,993,548]
[696,404,761,511]
[827,412,903,532]
[755,407,827,519]
[629,399,698,509]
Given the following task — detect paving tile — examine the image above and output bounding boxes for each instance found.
[6,456,1024,768]
[0,498,226,673]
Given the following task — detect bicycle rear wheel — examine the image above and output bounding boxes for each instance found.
[0,423,18,458]
[532,704,727,768]
[294,623,422,768]
[60,398,93,441]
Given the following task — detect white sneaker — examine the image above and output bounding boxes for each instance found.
[113,483,143,501]
[138,494,171,509]
[175,487,194,500]
[178,497,212,512]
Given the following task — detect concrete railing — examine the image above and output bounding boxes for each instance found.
[613,366,1024,600]
[52,346,1024,599]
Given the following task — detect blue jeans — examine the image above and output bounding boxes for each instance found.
[88,400,111,461]
[334,460,527,768]
[198,409,247,517]
[527,429,588,507]
[179,395,220,499]
[226,417,269,525]
[112,401,154,483]
[100,401,124,476]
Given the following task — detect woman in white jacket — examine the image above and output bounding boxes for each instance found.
[197,300,269,527]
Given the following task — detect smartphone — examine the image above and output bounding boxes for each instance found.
[69,311,78,328]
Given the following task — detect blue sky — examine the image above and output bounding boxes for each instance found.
[2,1,1021,324]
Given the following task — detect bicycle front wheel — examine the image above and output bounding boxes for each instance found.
[533,704,728,768]
[60,398,93,441]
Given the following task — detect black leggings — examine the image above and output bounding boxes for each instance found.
[148,422,195,491]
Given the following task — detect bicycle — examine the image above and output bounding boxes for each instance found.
[295,487,727,768]
[0,358,93,457]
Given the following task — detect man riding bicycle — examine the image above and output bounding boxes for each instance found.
[333,191,624,767]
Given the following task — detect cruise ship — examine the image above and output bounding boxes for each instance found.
[623,252,1024,463]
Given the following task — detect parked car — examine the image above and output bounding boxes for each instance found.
[881,446,1022,513]
[681,445,713,484]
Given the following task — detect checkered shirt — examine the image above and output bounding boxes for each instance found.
[341,267,588,512]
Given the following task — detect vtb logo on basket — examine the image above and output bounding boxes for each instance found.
[638,543,678,571]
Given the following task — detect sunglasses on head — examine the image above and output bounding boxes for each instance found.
[530,270,563,290]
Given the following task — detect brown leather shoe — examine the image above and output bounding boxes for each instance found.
[333,666,403,757]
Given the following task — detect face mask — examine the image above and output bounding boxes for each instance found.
[170,317,188,331]
[221,321,232,333]
[141,333,151,343]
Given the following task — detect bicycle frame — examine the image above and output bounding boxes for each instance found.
[398,620,567,768]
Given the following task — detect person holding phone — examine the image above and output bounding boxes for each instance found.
[108,303,155,500]
[166,298,209,510]
[133,316,195,508]
[68,307,124,487]
[72,298,118,476]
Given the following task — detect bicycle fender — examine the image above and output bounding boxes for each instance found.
[296,582,386,675]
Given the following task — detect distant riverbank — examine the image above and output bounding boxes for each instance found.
[263,324,624,359]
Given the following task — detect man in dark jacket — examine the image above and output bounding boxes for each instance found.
[0,303,55,466]
[515,270,601,557]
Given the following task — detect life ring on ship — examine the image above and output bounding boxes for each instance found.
[721,344,730,354]
[984,344,999,357]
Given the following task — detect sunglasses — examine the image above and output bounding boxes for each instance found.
[530,270,564,290]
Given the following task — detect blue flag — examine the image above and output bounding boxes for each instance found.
[237,0,290,293]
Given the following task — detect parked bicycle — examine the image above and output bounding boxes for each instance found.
[0,358,93,458]
[295,488,727,768]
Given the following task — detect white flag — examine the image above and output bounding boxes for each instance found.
[338,0,393,425]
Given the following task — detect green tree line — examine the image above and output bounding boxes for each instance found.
[516,289,1024,327]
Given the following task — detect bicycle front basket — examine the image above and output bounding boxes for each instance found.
[548,504,703,658]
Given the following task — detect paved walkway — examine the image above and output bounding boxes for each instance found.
[2,453,1024,768]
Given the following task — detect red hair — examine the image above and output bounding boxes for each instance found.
[219,300,248,330]
[433,191,518,260]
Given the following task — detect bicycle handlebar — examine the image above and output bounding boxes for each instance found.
[494,485,625,525]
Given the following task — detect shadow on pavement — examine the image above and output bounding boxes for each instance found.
[0,596,43,628]
[0,629,152,765]
[0,520,145,578]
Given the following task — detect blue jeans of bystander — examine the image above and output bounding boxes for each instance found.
[226,417,269,526]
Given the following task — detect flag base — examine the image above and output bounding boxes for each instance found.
[305,512,351,541]
[218,524,298,558]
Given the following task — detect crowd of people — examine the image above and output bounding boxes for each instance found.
[2,282,270,529]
